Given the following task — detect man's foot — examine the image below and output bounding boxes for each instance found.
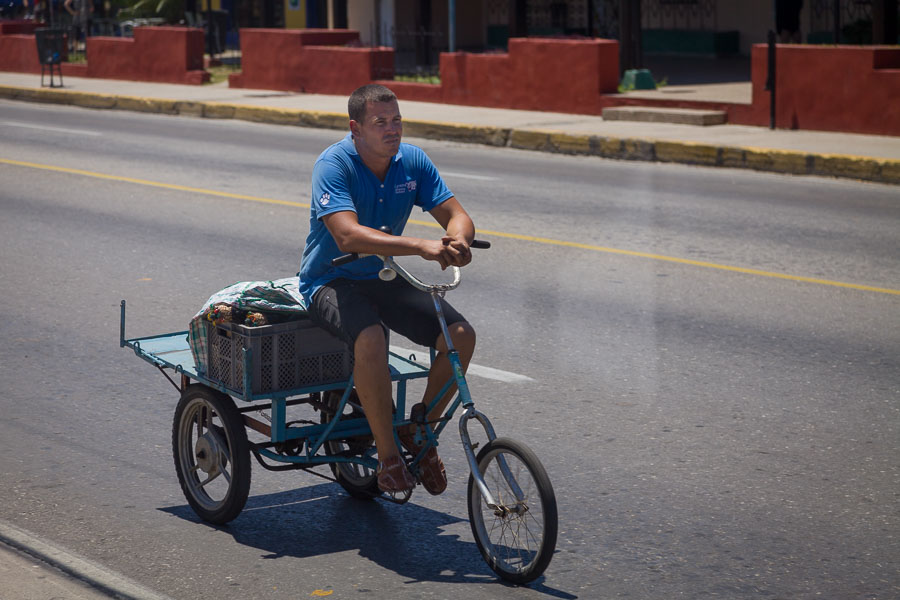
[398,432,447,496]
[376,454,415,493]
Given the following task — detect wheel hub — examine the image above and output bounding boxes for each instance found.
[195,430,226,476]
[494,502,529,518]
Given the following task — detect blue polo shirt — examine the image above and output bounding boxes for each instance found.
[298,133,454,303]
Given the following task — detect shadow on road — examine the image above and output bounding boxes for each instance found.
[161,482,576,598]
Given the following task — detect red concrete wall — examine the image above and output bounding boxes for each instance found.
[230,32,618,114]
[0,33,42,73]
[86,27,207,84]
[382,38,620,115]
[0,25,207,84]
[749,44,900,135]
[229,28,392,94]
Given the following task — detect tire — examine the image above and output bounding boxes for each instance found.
[320,390,382,500]
[173,385,251,524]
[467,437,558,584]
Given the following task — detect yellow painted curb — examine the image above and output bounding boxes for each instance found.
[720,146,746,169]
[813,154,882,181]
[743,147,809,174]
[593,136,625,158]
[404,119,509,147]
[508,129,551,151]
[655,140,720,166]
[62,90,118,109]
[621,138,655,161]
[879,160,900,185]
[114,95,178,114]
[172,101,205,117]
[298,110,346,130]
[201,102,237,119]
[548,132,592,154]
[229,104,301,125]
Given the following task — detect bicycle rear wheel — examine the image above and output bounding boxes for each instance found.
[320,390,382,500]
[173,385,251,525]
[467,437,558,584]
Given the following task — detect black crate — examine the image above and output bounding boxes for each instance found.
[207,319,353,396]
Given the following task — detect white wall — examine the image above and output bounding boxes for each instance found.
[347,0,394,46]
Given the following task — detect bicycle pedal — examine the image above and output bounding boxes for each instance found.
[410,402,427,424]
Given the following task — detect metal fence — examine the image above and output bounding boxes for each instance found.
[641,0,717,31]
[391,27,445,77]
[808,0,894,42]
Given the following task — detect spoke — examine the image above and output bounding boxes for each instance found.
[190,464,202,473]
[198,470,222,488]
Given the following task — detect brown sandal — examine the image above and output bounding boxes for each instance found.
[376,454,415,493]
[398,432,447,496]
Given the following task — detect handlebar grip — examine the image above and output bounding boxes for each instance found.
[471,240,491,249]
[331,253,359,267]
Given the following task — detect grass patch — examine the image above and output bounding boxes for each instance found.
[66,52,87,64]
[394,74,441,85]
[206,64,237,85]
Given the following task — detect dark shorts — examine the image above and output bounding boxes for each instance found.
[309,277,467,348]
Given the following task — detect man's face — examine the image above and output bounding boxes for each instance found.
[351,99,402,159]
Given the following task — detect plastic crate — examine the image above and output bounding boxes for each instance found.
[207,319,353,395]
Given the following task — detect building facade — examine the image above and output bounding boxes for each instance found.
[342,0,897,72]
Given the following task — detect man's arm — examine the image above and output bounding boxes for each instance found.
[322,210,460,269]
[430,197,475,267]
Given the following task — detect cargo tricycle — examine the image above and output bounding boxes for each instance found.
[120,245,557,583]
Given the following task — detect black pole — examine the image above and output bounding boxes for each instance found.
[766,30,776,129]
[833,0,840,43]
[588,0,595,37]
[873,0,898,44]
[206,0,212,56]
[619,0,641,72]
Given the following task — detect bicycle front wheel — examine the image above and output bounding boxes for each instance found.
[467,437,558,584]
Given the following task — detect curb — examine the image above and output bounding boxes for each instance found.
[0,520,175,600]
[2,84,898,185]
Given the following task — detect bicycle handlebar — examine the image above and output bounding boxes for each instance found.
[330,238,490,294]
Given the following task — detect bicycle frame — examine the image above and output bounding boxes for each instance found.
[379,256,524,511]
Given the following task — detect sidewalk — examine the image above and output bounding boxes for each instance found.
[0,521,172,600]
[1,72,898,184]
[0,542,113,600]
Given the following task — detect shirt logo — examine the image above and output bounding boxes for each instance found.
[395,178,417,194]
[319,192,330,206]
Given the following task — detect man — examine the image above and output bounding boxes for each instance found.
[63,0,93,51]
[298,84,477,494]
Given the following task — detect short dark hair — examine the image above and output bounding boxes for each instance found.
[348,84,397,122]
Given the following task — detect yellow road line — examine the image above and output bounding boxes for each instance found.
[4,157,899,296]
[0,158,310,209]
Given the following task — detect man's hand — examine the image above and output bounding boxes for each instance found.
[417,236,471,270]
[441,235,472,267]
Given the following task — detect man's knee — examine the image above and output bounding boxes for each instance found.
[354,324,388,361]
[441,321,476,354]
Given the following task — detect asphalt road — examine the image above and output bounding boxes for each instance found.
[1,100,898,600]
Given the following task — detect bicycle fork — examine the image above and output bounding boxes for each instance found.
[430,292,525,511]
